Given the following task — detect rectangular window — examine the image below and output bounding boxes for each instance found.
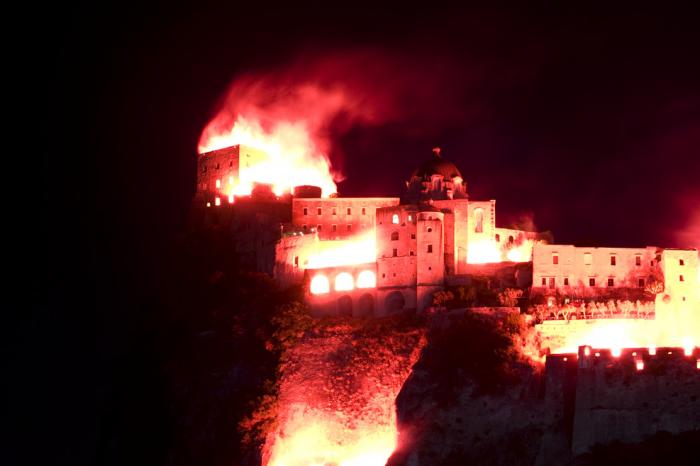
[332,224,337,232]
[303,208,308,216]
[680,275,685,282]
[362,207,366,215]
[294,256,299,267]
[541,277,547,286]
[427,244,433,253]
[564,277,569,286]
[610,255,616,266]
[317,224,322,231]
[552,254,559,265]
[332,208,336,215]
[410,251,414,256]
[411,233,416,239]
[302,224,307,231]
[589,278,596,287]
[638,278,645,287]
[347,207,351,215]
[635,255,641,266]
[317,208,322,215]
[607,278,614,287]
[347,224,352,231]
[548,277,555,289]
[215,179,221,188]
[495,234,500,242]
[584,253,592,265]
[680,259,685,266]
[392,248,398,257]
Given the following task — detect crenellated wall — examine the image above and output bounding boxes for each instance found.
[544,347,700,455]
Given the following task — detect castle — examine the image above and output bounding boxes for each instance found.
[192,144,699,321]
[193,143,700,456]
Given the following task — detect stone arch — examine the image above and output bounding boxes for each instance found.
[385,291,406,314]
[338,295,353,317]
[357,293,375,318]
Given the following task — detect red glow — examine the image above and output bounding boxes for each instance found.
[262,325,426,466]
[334,272,354,291]
[310,275,330,295]
[356,270,376,289]
[467,238,536,264]
[306,232,376,269]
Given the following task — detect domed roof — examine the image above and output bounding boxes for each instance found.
[412,150,462,179]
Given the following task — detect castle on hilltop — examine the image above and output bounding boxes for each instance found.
[192,145,699,320]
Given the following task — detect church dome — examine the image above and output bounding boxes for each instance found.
[412,151,462,179]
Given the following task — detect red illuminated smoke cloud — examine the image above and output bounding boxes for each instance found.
[198,51,471,195]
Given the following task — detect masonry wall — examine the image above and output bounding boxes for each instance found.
[571,346,700,454]
[305,263,378,318]
[533,244,659,295]
[291,197,400,239]
[416,212,445,311]
[197,145,271,199]
[433,199,469,274]
[273,232,318,288]
[376,205,419,288]
[660,249,700,306]
[197,145,240,196]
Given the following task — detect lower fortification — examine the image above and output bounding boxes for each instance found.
[545,346,700,455]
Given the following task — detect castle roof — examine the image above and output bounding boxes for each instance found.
[411,152,462,179]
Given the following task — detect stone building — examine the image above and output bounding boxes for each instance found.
[194,144,699,319]
[532,244,699,305]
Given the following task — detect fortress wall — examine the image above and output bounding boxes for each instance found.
[571,347,700,454]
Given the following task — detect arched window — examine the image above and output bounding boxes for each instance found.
[474,208,484,233]
[310,275,330,294]
[392,214,400,224]
[391,231,399,241]
[335,272,354,291]
[357,270,376,288]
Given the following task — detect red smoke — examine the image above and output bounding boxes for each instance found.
[198,50,477,193]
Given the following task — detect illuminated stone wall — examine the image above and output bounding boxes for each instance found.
[291,197,399,239]
[533,244,660,294]
[304,263,379,317]
[660,249,700,307]
[197,145,240,196]
[570,346,700,454]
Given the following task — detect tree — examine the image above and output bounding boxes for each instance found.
[498,288,523,307]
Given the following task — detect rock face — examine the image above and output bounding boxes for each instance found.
[386,312,561,466]
[388,327,700,465]
[263,317,427,466]
[388,357,555,466]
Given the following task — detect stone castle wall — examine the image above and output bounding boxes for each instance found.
[544,347,700,455]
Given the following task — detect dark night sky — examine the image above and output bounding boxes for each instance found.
[20,2,700,465]
[51,3,700,258]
